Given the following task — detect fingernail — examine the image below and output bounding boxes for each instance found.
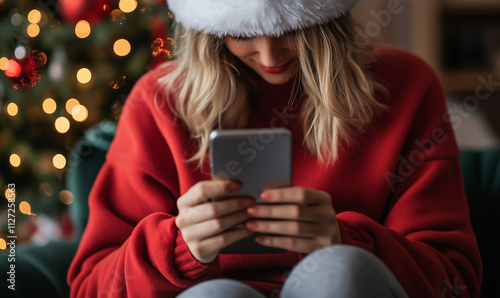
[243,199,256,207]
[235,224,246,229]
[246,221,258,230]
[230,182,242,191]
[260,191,272,201]
[247,207,259,215]
[255,236,265,243]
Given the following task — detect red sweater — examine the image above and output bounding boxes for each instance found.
[68,47,482,297]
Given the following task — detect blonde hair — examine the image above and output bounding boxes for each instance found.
[159,13,388,169]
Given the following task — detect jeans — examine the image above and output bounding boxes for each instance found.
[176,245,408,298]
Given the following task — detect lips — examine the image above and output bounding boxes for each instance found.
[259,60,293,74]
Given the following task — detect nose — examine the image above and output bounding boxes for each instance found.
[255,36,289,67]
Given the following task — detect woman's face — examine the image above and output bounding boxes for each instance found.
[224,34,300,85]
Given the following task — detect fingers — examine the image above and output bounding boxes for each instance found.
[176,198,255,228]
[246,204,333,222]
[186,227,254,264]
[260,187,330,205]
[196,228,254,257]
[177,180,241,208]
[254,235,327,254]
[181,210,253,242]
[245,220,331,238]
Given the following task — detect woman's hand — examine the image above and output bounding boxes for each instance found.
[175,180,255,263]
[245,187,341,254]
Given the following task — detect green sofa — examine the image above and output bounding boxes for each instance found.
[0,121,498,297]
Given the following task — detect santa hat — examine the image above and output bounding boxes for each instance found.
[167,0,359,38]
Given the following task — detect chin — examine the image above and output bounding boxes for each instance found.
[257,71,296,85]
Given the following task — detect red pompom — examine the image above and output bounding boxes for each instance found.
[5,51,47,89]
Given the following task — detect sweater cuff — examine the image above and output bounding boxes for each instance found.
[174,229,220,280]
[336,212,375,253]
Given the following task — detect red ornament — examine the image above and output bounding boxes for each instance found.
[5,51,47,89]
[58,0,114,24]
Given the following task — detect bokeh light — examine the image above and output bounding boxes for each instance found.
[65,98,80,114]
[77,68,92,84]
[111,9,126,23]
[43,98,57,114]
[0,238,6,250]
[9,154,21,167]
[14,46,26,59]
[6,103,19,116]
[40,183,53,196]
[55,117,70,133]
[114,39,131,56]
[75,20,91,39]
[28,9,42,24]
[27,23,40,37]
[59,190,74,205]
[11,13,22,26]
[19,201,34,215]
[4,60,21,77]
[32,50,47,68]
[0,57,8,70]
[53,154,66,169]
[5,189,15,200]
[119,0,138,13]
[72,105,89,122]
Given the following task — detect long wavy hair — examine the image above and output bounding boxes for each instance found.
[158,13,388,169]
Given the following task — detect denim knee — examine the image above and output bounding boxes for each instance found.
[176,278,266,298]
[281,244,408,298]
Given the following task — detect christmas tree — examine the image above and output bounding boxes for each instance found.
[0,0,172,248]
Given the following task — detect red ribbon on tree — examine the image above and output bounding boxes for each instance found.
[58,0,115,24]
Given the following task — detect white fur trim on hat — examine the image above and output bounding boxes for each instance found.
[168,0,359,37]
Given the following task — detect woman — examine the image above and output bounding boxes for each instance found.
[68,0,482,297]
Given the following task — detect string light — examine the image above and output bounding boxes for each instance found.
[72,105,89,122]
[53,154,66,169]
[6,103,19,116]
[65,98,80,114]
[27,23,40,38]
[59,190,74,205]
[114,39,131,56]
[75,20,91,39]
[9,154,21,167]
[43,98,57,114]
[152,38,175,59]
[77,68,92,84]
[0,57,8,70]
[109,76,126,89]
[119,0,138,13]
[28,9,42,24]
[55,117,70,133]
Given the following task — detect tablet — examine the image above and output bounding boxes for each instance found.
[209,128,292,254]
